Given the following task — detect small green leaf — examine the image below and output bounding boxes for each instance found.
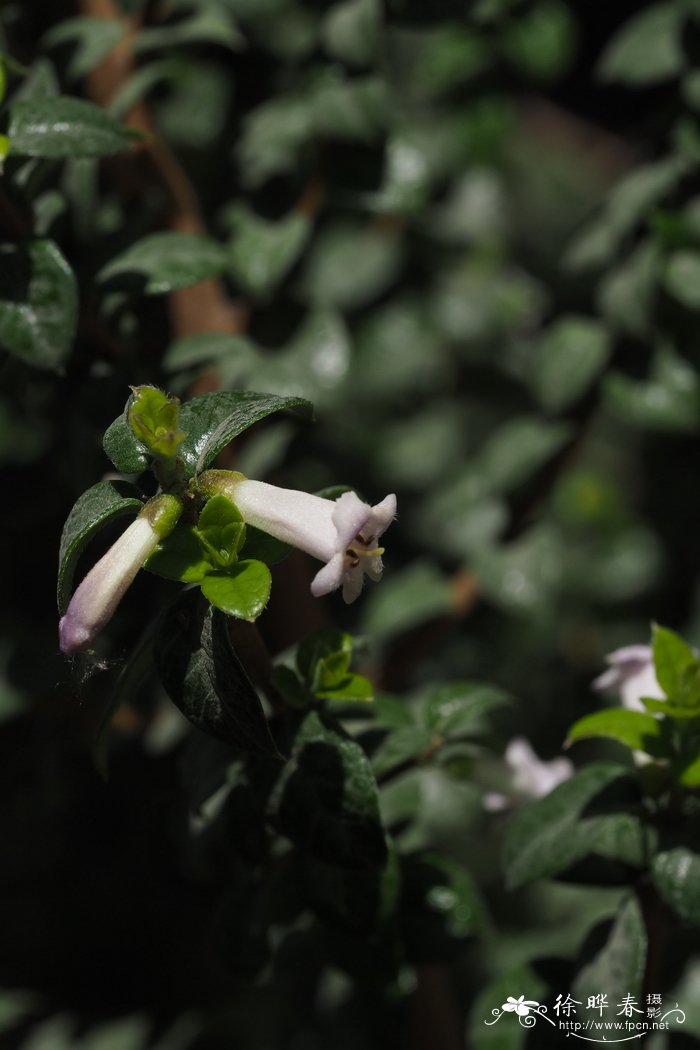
[642,697,700,720]
[322,0,380,67]
[9,96,137,158]
[271,664,309,709]
[317,673,374,703]
[98,233,230,294]
[532,316,611,413]
[567,708,664,755]
[423,682,510,737]
[226,203,310,298]
[298,627,352,683]
[145,525,213,583]
[128,385,185,459]
[195,495,245,569]
[652,623,697,700]
[503,763,653,888]
[652,848,700,926]
[42,16,126,80]
[0,240,77,371]
[163,332,257,373]
[154,589,278,755]
[57,481,144,614]
[598,3,683,85]
[604,345,700,433]
[238,526,291,566]
[300,222,402,310]
[676,749,700,786]
[200,560,271,621]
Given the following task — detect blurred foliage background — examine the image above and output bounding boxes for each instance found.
[2,1,700,1048]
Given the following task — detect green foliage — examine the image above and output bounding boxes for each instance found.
[9,96,138,157]
[99,233,231,295]
[652,848,700,926]
[128,385,185,460]
[0,241,77,370]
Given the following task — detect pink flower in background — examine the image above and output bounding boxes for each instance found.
[592,645,665,711]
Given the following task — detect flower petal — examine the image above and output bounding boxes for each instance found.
[311,552,346,597]
[332,491,372,549]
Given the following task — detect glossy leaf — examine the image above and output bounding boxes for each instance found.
[503,763,653,888]
[200,561,271,621]
[572,895,646,1007]
[177,390,313,477]
[567,709,664,756]
[57,480,144,614]
[9,96,137,158]
[145,525,213,583]
[194,495,245,570]
[154,589,277,755]
[423,682,511,737]
[98,233,230,295]
[652,848,700,926]
[0,240,77,371]
[102,393,150,475]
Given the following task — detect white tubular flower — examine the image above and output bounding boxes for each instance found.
[201,473,396,603]
[59,494,182,656]
[592,645,664,712]
[482,738,573,812]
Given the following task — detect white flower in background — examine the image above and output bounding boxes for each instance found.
[59,495,181,656]
[202,473,397,603]
[592,645,664,712]
[482,737,574,812]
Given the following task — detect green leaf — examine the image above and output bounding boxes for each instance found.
[226,204,310,298]
[57,481,144,614]
[194,495,245,569]
[572,895,646,1007]
[665,250,700,309]
[42,16,126,80]
[597,241,659,336]
[401,852,485,963]
[532,317,611,413]
[423,682,511,737]
[503,763,653,888]
[9,96,137,158]
[238,526,291,566]
[604,346,700,433]
[652,848,700,926]
[200,561,271,621]
[163,332,257,374]
[317,672,374,703]
[269,710,385,865]
[154,588,278,755]
[473,416,572,493]
[0,240,77,371]
[134,5,243,53]
[145,524,213,583]
[300,222,402,310]
[102,393,150,474]
[322,0,380,67]
[98,233,230,294]
[128,385,185,459]
[652,623,697,700]
[598,3,683,85]
[567,709,664,756]
[502,0,575,81]
[361,562,453,641]
[297,627,351,682]
[372,726,438,777]
[176,389,313,477]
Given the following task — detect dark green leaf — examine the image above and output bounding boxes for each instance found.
[604,346,700,433]
[572,895,646,1007]
[665,250,700,309]
[42,16,126,80]
[9,96,137,158]
[473,416,572,493]
[98,233,230,295]
[134,6,243,52]
[57,481,144,614]
[269,710,385,865]
[567,709,664,756]
[0,240,77,371]
[177,389,313,477]
[361,562,453,641]
[300,223,402,310]
[226,204,310,298]
[652,848,700,926]
[200,561,271,621]
[154,589,278,756]
[503,764,654,888]
[532,317,611,413]
[322,0,380,67]
[371,726,438,777]
[423,682,511,737]
[238,526,291,566]
[102,393,150,474]
[400,851,485,963]
[163,332,257,374]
